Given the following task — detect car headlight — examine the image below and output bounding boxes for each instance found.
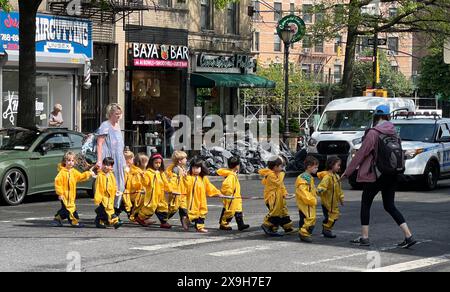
[352,138,362,146]
[308,138,318,147]
[404,149,424,160]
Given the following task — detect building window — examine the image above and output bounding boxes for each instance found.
[334,4,345,23]
[253,0,260,20]
[302,64,312,76]
[302,4,313,23]
[227,3,239,35]
[290,3,295,14]
[356,36,370,54]
[302,35,312,49]
[314,40,324,53]
[274,2,282,21]
[201,0,213,30]
[334,65,342,83]
[253,32,260,51]
[389,7,398,17]
[274,33,281,52]
[388,37,399,55]
[315,4,325,23]
[391,65,399,72]
[334,36,342,53]
[159,0,173,7]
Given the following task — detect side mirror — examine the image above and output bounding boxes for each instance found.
[40,143,53,154]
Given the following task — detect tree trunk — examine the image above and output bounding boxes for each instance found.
[342,0,361,98]
[17,0,42,128]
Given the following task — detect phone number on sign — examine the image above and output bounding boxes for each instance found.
[1,34,19,42]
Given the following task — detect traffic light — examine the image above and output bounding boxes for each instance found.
[337,46,342,57]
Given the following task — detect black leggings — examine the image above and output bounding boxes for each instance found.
[361,175,406,226]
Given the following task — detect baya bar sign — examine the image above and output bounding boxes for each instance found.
[131,43,189,68]
[0,11,93,59]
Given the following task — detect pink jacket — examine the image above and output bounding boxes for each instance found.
[344,121,397,183]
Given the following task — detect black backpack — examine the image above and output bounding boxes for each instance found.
[373,129,405,175]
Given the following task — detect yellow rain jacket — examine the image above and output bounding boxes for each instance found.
[166,164,188,216]
[54,166,92,223]
[295,173,317,237]
[259,169,293,230]
[94,171,118,224]
[124,165,144,217]
[185,175,221,228]
[317,171,344,231]
[138,168,171,220]
[217,169,242,225]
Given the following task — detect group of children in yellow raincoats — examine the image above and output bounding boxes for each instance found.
[52,149,344,241]
[259,155,344,243]
[52,150,250,233]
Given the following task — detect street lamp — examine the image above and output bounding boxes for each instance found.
[280,25,295,140]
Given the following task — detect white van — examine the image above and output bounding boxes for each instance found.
[307,96,416,170]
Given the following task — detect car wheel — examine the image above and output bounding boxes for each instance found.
[423,162,439,191]
[1,169,27,206]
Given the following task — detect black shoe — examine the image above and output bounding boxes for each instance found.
[114,221,123,229]
[322,229,337,239]
[95,219,107,229]
[238,224,250,231]
[350,237,370,246]
[300,235,313,243]
[261,224,282,237]
[397,236,417,249]
[220,225,233,231]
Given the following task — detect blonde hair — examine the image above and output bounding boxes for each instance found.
[61,151,76,167]
[106,103,123,119]
[134,153,149,170]
[124,150,135,160]
[172,151,188,164]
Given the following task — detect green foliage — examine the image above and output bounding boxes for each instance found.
[352,50,413,97]
[418,51,450,101]
[0,0,12,11]
[242,63,320,116]
[214,0,239,9]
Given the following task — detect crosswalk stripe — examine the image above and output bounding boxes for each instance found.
[366,254,450,272]
[209,243,289,257]
[130,237,226,251]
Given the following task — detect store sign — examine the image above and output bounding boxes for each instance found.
[197,54,256,72]
[131,43,189,68]
[0,11,93,58]
[2,91,44,127]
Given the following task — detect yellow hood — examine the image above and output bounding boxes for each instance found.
[217,169,237,177]
[317,171,330,180]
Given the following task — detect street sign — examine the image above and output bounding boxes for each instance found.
[359,56,375,62]
[276,15,306,44]
[445,39,450,64]
[368,38,387,46]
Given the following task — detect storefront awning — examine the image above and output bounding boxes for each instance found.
[190,73,276,88]
[2,50,88,69]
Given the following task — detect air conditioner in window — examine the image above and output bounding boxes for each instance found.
[303,48,311,53]
[387,50,396,56]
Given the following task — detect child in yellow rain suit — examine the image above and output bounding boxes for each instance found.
[115,151,136,219]
[185,158,224,233]
[128,153,148,221]
[217,156,250,231]
[296,156,320,243]
[317,156,345,239]
[259,156,295,237]
[136,153,173,229]
[166,151,189,230]
[122,151,146,222]
[94,157,122,229]
[53,151,94,228]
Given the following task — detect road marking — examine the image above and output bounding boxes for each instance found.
[297,240,433,266]
[130,230,263,252]
[209,242,289,257]
[366,254,450,272]
[130,237,226,251]
[0,221,12,223]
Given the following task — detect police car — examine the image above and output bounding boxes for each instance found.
[350,112,450,190]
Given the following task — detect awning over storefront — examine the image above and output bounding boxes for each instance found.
[191,73,276,88]
[1,50,88,70]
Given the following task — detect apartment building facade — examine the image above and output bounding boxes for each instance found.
[251,0,415,87]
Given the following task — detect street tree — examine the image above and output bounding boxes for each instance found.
[310,0,450,97]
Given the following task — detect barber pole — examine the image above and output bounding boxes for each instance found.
[83,59,92,89]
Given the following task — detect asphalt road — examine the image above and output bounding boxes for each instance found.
[0,177,449,272]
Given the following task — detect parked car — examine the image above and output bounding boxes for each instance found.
[0,127,94,206]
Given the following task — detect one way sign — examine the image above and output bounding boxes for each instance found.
[368,38,387,46]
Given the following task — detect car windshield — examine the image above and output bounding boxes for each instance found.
[394,123,436,143]
[318,110,374,132]
[0,129,39,151]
